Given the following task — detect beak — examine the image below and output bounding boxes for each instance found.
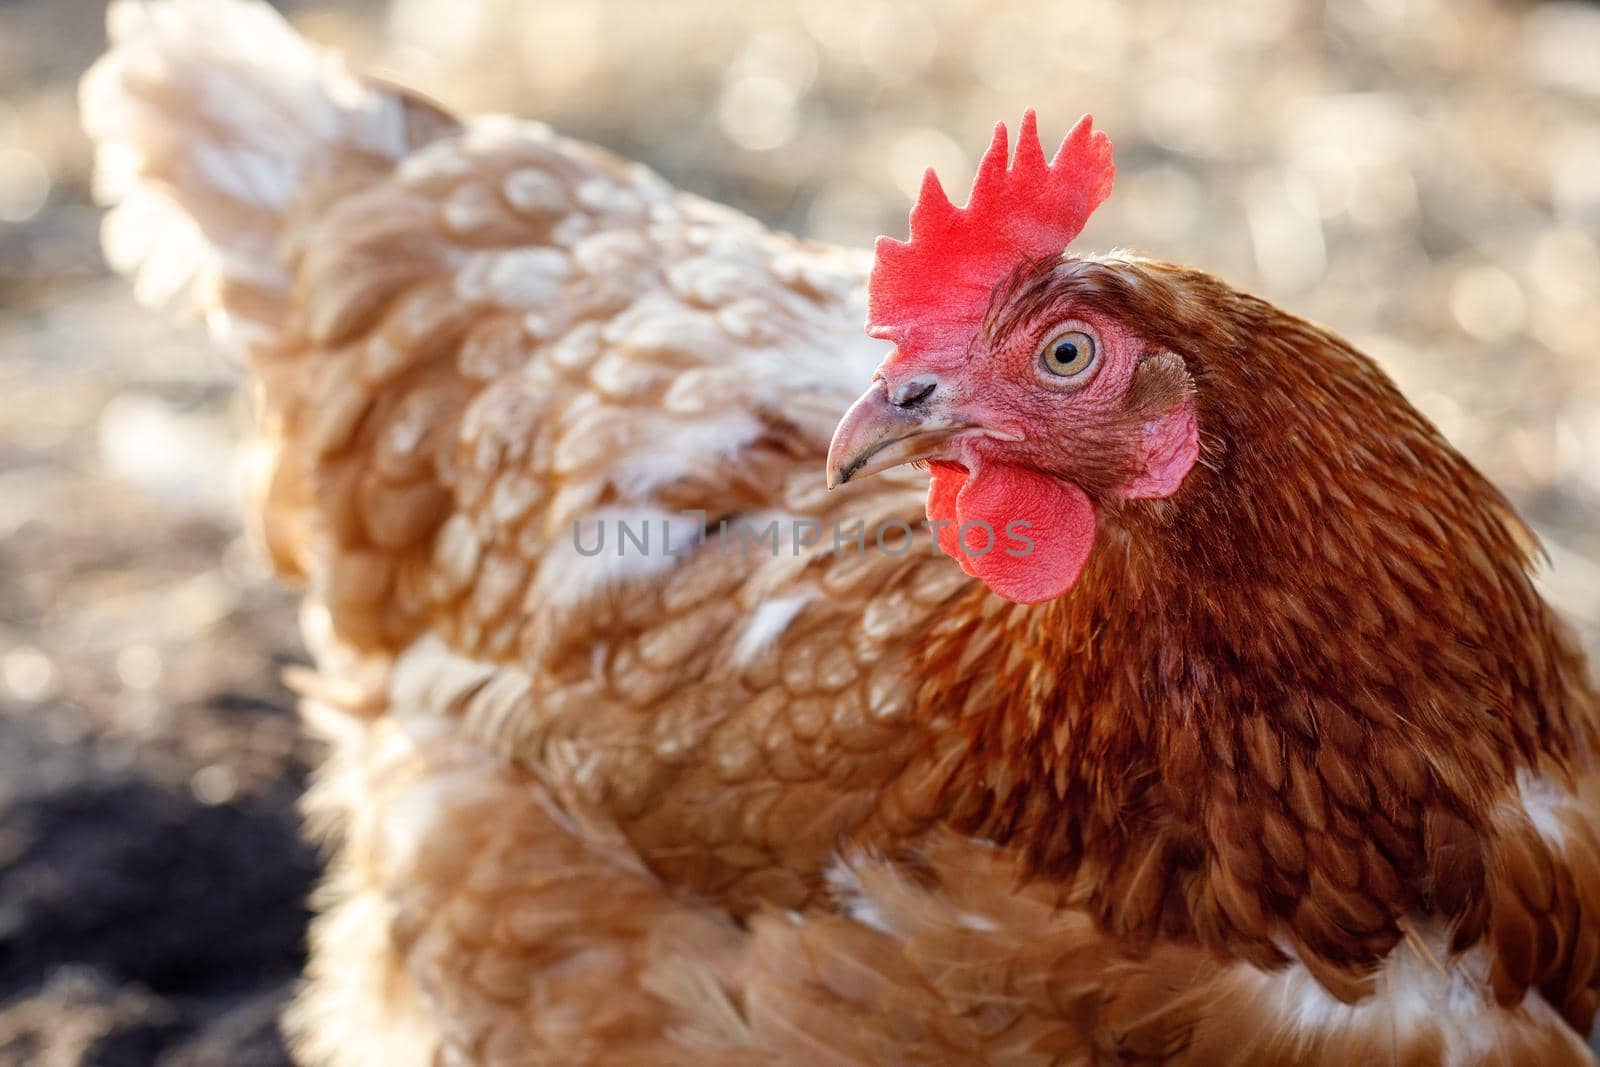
[826,375,967,488]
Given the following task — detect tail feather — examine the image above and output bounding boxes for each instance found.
[80,0,454,348]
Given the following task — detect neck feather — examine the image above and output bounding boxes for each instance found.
[906,266,1596,973]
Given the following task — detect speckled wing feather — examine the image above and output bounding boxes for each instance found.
[81,3,987,1058]
[263,111,993,905]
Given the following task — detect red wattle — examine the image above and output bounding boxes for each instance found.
[926,462,1096,604]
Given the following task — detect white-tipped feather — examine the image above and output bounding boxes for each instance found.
[80,0,427,345]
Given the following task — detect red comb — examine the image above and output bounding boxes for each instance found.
[867,111,1114,351]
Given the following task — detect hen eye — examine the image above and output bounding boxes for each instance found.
[1039,330,1097,379]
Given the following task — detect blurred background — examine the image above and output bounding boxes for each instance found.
[2,0,1599,1062]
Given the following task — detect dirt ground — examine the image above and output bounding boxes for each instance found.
[2,0,1598,1063]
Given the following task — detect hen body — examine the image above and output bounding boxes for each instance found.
[82,3,1600,1065]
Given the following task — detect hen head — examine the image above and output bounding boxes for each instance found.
[828,112,1200,604]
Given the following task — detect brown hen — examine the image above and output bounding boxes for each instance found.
[81,2,1600,1064]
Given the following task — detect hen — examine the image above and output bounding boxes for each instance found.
[82,2,1600,1065]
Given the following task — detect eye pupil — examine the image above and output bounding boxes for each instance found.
[1053,341,1078,365]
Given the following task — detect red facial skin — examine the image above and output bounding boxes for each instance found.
[853,113,1196,604]
[876,301,1199,604]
